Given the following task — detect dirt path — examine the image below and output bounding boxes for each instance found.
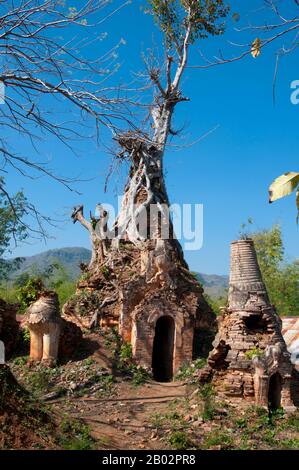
[53,380,188,450]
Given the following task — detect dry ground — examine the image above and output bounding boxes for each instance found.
[5,330,299,450]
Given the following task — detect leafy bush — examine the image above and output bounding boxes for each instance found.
[280,438,299,450]
[95,374,115,396]
[132,366,149,386]
[12,356,28,366]
[23,367,57,397]
[175,358,206,381]
[120,342,133,362]
[168,431,193,450]
[245,347,264,360]
[100,265,111,280]
[17,277,44,311]
[59,416,94,450]
[235,417,247,429]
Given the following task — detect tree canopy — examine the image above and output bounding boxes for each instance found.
[0,178,27,279]
[147,0,229,48]
[252,225,299,317]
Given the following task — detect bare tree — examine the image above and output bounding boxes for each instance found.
[0,0,130,236]
[67,1,230,337]
[74,0,229,258]
[190,1,299,68]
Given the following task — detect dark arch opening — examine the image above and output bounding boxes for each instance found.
[244,314,267,333]
[192,328,214,359]
[152,316,175,382]
[268,372,282,410]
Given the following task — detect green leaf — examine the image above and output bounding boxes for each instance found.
[268,172,299,203]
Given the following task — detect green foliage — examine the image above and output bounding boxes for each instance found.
[23,367,57,397]
[203,430,233,449]
[285,414,299,430]
[280,438,299,449]
[131,366,149,386]
[0,180,28,280]
[117,350,149,386]
[55,280,76,306]
[239,217,254,239]
[0,283,18,304]
[252,224,299,316]
[154,401,299,450]
[100,265,111,280]
[23,327,31,342]
[12,356,28,366]
[17,277,45,311]
[103,329,149,386]
[175,358,206,381]
[204,292,227,315]
[253,224,283,270]
[235,417,247,429]
[96,374,115,396]
[72,289,102,317]
[0,261,76,309]
[245,347,264,360]
[168,431,193,450]
[146,0,229,49]
[59,416,94,450]
[119,342,133,362]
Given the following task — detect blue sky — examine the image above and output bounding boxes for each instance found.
[7,0,299,274]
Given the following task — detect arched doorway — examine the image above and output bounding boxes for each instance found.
[268,372,282,410]
[152,316,175,382]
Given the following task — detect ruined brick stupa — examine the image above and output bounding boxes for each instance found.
[206,239,297,411]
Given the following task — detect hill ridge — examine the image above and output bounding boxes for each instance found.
[8,247,228,297]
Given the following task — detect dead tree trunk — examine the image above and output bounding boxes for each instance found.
[64,94,215,372]
[63,4,226,371]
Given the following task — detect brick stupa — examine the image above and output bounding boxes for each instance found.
[206,239,297,411]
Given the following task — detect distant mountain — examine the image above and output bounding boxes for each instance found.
[11,247,91,281]
[9,247,228,298]
[196,272,228,299]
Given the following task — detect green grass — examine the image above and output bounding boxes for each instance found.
[280,438,299,450]
[245,347,264,360]
[175,358,206,382]
[203,430,233,449]
[199,384,216,421]
[22,366,58,397]
[168,431,194,450]
[59,416,95,450]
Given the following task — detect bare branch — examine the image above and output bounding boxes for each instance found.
[0,0,132,239]
[189,4,299,69]
[71,205,92,233]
